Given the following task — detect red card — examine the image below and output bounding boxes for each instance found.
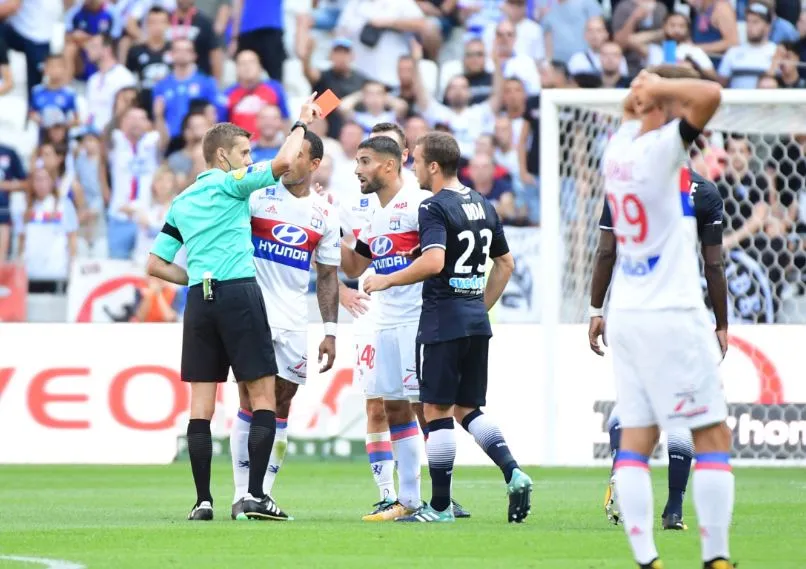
[314,89,341,119]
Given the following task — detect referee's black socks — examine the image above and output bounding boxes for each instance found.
[187,419,214,506]
[247,409,277,498]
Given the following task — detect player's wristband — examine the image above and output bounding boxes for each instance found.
[290,121,308,135]
[589,306,603,318]
[324,322,337,337]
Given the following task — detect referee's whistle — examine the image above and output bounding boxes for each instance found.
[203,271,214,301]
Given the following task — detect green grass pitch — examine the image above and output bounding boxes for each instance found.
[0,463,803,568]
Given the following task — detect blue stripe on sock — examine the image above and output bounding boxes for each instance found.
[368,451,394,463]
[389,421,418,433]
[696,452,730,464]
[237,410,252,423]
[616,450,649,463]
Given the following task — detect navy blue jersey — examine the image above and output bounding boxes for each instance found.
[417,187,509,344]
[0,145,26,213]
[600,168,723,245]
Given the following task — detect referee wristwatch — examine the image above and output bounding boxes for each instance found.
[290,121,308,134]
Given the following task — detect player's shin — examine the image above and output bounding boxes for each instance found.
[460,409,519,483]
[388,408,422,511]
[187,418,214,506]
[692,424,734,565]
[426,417,456,512]
[665,429,694,519]
[366,431,396,502]
[263,417,288,496]
[230,408,251,503]
[614,449,659,565]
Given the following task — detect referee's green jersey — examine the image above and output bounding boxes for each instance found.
[150,162,277,286]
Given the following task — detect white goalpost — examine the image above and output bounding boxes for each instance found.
[538,89,806,466]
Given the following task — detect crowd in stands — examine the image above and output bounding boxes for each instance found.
[0,0,804,322]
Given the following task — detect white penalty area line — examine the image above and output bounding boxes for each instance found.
[0,556,85,569]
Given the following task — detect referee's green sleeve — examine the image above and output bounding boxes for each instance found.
[224,161,278,199]
[151,207,183,262]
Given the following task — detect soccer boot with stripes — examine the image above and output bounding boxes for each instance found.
[506,468,533,523]
[638,559,664,569]
[605,474,621,525]
[451,498,471,519]
[704,559,737,569]
[242,494,291,521]
[395,503,455,523]
[361,499,414,521]
[661,512,687,530]
[187,500,213,521]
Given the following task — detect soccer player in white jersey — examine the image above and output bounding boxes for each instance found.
[229,130,341,521]
[340,135,432,521]
[600,67,735,569]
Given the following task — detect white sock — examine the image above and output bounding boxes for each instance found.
[390,420,421,510]
[614,451,658,565]
[693,453,734,563]
[263,417,288,496]
[366,431,397,502]
[230,409,251,504]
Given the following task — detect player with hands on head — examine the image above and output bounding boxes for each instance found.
[597,65,734,569]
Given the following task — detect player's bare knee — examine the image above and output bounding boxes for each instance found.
[237,383,251,412]
[244,375,277,411]
[189,383,218,419]
[692,421,731,453]
[275,377,298,417]
[452,405,476,425]
[366,398,386,425]
[620,425,660,457]
[423,403,452,422]
[384,399,413,426]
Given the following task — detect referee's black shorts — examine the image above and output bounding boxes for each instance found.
[182,277,278,383]
[416,336,489,408]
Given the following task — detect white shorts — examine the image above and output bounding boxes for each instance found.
[354,332,377,399]
[607,308,727,431]
[368,324,419,401]
[273,328,307,386]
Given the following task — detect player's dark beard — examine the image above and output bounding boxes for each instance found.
[362,175,385,194]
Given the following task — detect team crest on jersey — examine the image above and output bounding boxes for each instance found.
[310,213,324,230]
[389,216,401,230]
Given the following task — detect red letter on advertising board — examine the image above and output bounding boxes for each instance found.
[0,368,13,402]
[27,368,90,429]
[109,366,188,430]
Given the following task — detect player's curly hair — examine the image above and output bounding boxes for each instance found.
[202,122,251,164]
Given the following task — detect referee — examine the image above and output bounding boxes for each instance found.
[147,94,321,521]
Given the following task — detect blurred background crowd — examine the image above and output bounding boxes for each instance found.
[0,0,805,324]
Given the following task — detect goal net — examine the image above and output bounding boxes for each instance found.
[540,89,806,326]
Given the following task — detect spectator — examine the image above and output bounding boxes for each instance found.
[336,0,433,87]
[689,0,739,59]
[403,114,429,167]
[106,106,163,260]
[103,86,141,141]
[612,0,667,74]
[85,34,137,132]
[758,71,781,86]
[132,276,185,321]
[309,0,347,31]
[542,0,603,64]
[415,48,504,158]
[798,12,806,78]
[392,53,420,116]
[0,143,26,261]
[568,16,629,77]
[302,37,367,138]
[2,0,55,106]
[71,127,107,250]
[341,81,408,133]
[501,77,527,145]
[167,0,222,79]
[119,0,176,64]
[231,0,285,80]
[64,0,117,81]
[769,41,806,86]
[489,18,541,94]
[152,38,219,139]
[482,0,545,62]
[40,110,71,149]
[463,38,494,104]
[125,7,173,111]
[167,111,210,189]
[463,152,517,220]
[719,136,769,247]
[330,121,365,199]
[417,0,460,41]
[0,27,12,96]
[30,55,79,128]
[718,3,777,88]
[17,167,78,293]
[493,114,520,180]
[251,105,284,163]
[133,165,178,264]
[30,142,86,216]
[224,49,289,136]
[598,42,632,87]
[758,0,800,43]
[460,0,505,33]
[646,12,717,80]
[194,0,232,36]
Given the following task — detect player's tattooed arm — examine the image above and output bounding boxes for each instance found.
[316,263,340,324]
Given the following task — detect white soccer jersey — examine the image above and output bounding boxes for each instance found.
[108,130,160,221]
[249,181,341,332]
[356,182,432,330]
[603,119,703,311]
[340,192,379,335]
